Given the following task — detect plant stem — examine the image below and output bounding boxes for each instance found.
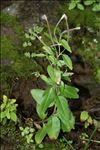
[84,127,97,150]
[45,18,54,46]
[62,136,76,150]
[83,138,100,144]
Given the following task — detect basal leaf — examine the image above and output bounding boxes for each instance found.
[63,54,73,70]
[35,124,47,144]
[60,39,72,53]
[47,116,60,139]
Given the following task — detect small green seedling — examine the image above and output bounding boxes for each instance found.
[0,95,17,124]
[19,126,35,144]
[80,111,93,128]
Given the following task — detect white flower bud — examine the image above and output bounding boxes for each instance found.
[41,14,47,20]
[75,27,81,30]
[61,14,67,20]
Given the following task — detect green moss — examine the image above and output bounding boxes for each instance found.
[1,36,36,77]
[0,13,39,95]
[0,12,24,37]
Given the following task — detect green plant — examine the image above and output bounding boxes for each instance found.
[69,0,84,11]
[69,0,100,11]
[0,95,17,124]
[19,127,35,144]
[24,14,80,144]
[80,111,93,128]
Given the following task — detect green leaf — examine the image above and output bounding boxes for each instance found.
[69,2,76,10]
[37,88,55,119]
[48,55,57,65]
[27,41,32,46]
[61,112,75,132]
[34,26,43,34]
[59,81,65,93]
[10,112,17,122]
[19,127,23,131]
[47,65,61,84]
[23,42,28,47]
[25,33,30,38]
[60,39,72,53]
[57,60,65,67]
[3,95,7,103]
[40,75,53,85]
[84,0,94,6]
[43,46,53,55]
[47,65,55,81]
[47,116,60,139]
[31,89,44,104]
[6,109,10,119]
[0,112,6,121]
[10,99,16,104]
[31,53,45,57]
[1,95,7,110]
[24,52,31,58]
[56,96,69,121]
[77,4,84,10]
[35,124,47,144]
[80,111,89,122]
[56,96,75,132]
[92,4,100,11]
[10,105,16,111]
[63,54,73,70]
[62,85,79,99]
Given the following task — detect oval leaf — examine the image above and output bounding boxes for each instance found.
[77,4,84,10]
[56,96,75,132]
[62,85,79,99]
[47,116,60,139]
[10,112,17,122]
[35,125,47,144]
[69,2,76,10]
[31,89,44,104]
[80,111,89,122]
[60,39,72,53]
[63,54,73,70]
[37,88,55,119]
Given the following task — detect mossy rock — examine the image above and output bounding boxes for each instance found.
[0,13,42,94]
